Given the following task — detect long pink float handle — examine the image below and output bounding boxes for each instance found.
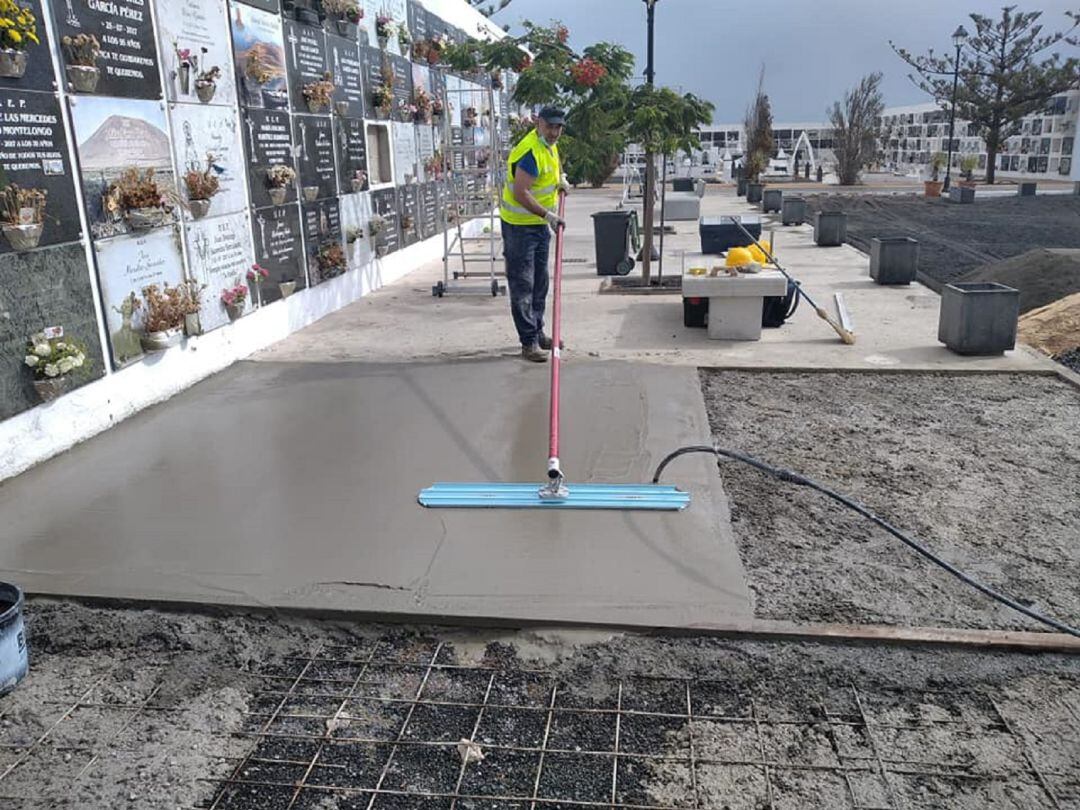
[547,191,567,480]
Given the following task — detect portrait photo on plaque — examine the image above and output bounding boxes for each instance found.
[70,96,177,240]
[230,1,287,110]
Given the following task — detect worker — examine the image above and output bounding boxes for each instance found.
[500,106,571,363]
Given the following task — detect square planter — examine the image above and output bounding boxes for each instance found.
[869,237,919,285]
[781,196,806,225]
[1018,182,1037,197]
[813,211,847,247]
[699,215,761,254]
[761,188,782,213]
[746,182,764,204]
[948,185,975,204]
[672,177,694,192]
[937,282,1019,355]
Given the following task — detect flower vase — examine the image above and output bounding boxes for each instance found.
[140,327,183,352]
[279,281,296,298]
[66,65,100,93]
[33,376,69,403]
[126,207,165,231]
[335,101,349,117]
[305,98,327,114]
[188,199,211,220]
[226,301,245,321]
[268,186,288,205]
[195,81,216,103]
[303,186,319,202]
[184,312,203,337]
[2,223,43,251]
[178,63,191,95]
[0,49,28,78]
[378,35,388,50]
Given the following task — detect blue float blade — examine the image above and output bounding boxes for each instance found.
[418,482,690,511]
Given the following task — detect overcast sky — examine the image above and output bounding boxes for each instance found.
[490,0,1080,123]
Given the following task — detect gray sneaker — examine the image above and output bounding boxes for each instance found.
[521,344,548,363]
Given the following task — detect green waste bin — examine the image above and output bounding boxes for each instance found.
[592,210,637,276]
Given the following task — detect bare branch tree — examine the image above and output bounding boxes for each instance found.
[829,72,886,186]
[891,6,1080,183]
[742,66,773,181]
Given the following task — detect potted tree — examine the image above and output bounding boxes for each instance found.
[61,33,101,93]
[183,153,221,220]
[958,155,978,189]
[925,152,945,197]
[1,183,46,251]
[220,283,248,320]
[266,164,295,204]
[23,330,90,402]
[139,283,186,351]
[106,168,172,231]
[302,71,335,113]
[0,0,40,78]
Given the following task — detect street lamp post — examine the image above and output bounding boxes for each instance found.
[641,0,657,286]
[943,24,968,192]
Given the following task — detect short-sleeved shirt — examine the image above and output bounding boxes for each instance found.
[511,151,539,178]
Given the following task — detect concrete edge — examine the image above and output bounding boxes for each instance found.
[28,593,1079,655]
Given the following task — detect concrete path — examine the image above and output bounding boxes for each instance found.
[0,358,749,626]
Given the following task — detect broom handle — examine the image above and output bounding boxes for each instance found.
[548,191,567,480]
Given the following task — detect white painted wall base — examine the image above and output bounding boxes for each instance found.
[0,219,486,482]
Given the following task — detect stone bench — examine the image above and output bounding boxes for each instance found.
[663,192,702,221]
[682,264,788,340]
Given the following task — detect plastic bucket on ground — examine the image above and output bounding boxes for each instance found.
[0,581,28,696]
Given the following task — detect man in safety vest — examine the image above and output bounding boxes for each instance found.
[500,107,571,363]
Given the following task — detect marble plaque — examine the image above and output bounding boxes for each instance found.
[335,116,368,192]
[0,90,81,254]
[241,106,297,208]
[155,0,236,105]
[417,180,438,239]
[294,113,337,199]
[326,32,364,117]
[358,44,386,120]
[0,243,104,420]
[169,102,247,219]
[0,0,56,94]
[251,203,305,294]
[53,0,163,99]
[284,19,328,113]
[230,2,288,110]
[388,52,412,123]
[94,227,185,368]
[371,186,399,255]
[183,210,255,331]
[339,189,373,269]
[399,182,418,247]
[70,96,176,240]
[301,196,342,283]
[391,121,417,186]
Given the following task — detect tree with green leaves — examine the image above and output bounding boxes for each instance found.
[892,6,1080,184]
[465,0,514,19]
[742,68,773,181]
[828,72,886,186]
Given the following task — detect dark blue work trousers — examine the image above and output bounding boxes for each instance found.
[501,221,550,347]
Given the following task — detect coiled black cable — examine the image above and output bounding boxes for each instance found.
[652,445,1080,639]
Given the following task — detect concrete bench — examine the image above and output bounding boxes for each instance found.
[682,265,787,340]
[664,192,701,221]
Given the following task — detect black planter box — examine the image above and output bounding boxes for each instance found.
[761,188,782,213]
[1018,182,1037,197]
[938,282,1019,355]
[813,211,847,247]
[699,215,761,254]
[949,185,975,204]
[746,182,764,204]
[869,237,919,285]
[673,177,694,192]
[781,196,806,225]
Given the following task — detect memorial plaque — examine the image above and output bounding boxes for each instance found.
[241,107,297,208]
[325,32,363,117]
[53,0,162,99]
[183,210,255,332]
[155,0,236,105]
[388,53,412,122]
[418,180,438,239]
[94,227,185,368]
[251,203,305,295]
[407,1,428,44]
[301,196,343,283]
[450,125,463,170]
[0,243,104,420]
[0,0,56,94]
[361,0,405,55]
[411,62,430,94]
[295,113,337,199]
[0,90,81,254]
[336,116,368,193]
[70,96,176,240]
[284,19,329,113]
[399,182,418,247]
[391,121,417,186]
[233,0,278,12]
[358,44,387,120]
[230,2,288,110]
[169,102,247,219]
[339,189,373,269]
[371,186,400,255]
[426,9,451,42]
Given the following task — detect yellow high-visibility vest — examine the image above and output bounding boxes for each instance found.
[500,129,560,226]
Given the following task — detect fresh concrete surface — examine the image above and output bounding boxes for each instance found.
[0,359,749,626]
[257,187,1051,373]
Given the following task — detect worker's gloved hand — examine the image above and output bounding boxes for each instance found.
[558,173,571,193]
[544,210,565,233]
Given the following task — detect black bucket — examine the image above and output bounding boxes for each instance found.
[0,582,28,696]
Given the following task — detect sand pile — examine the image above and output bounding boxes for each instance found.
[1018,291,1080,357]
[960,248,1080,313]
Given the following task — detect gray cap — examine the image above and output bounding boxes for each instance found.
[538,106,566,125]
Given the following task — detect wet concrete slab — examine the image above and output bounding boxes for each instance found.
[0,359,750,627]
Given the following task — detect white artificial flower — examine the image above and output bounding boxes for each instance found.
[73,355,84,368]
[34,343,51,358]
[58,358,74,374]
[56,341,66,350]
[24,355,38,367]
[44,364,59,378]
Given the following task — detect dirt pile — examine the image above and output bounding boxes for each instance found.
[963,249,1080,313]
[1018,290,1080,356]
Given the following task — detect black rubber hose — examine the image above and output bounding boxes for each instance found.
[652,445,1080,639]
